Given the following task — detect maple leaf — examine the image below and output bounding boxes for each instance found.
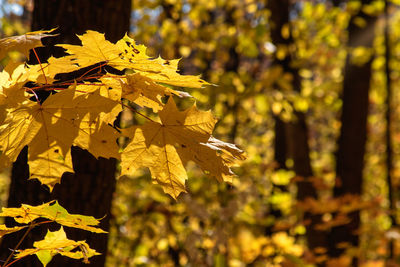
[0,201,106,233]
[115,34,179,72]
[121,73,179,112]
[195,136,247,182]
[75,78,122,125]
[56,30,123,70]
[25,63,56,84]
[117,35,208,88]
[0,224,28,238]
[138,57,208,88]
[56,31,208,89]
[0,65,29,126]
[0,28,57,60]
[0,86,120,189]
[120,97,245,199]
[14,227,100,266]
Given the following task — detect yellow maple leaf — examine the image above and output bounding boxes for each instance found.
[117,34,208,88]
[0,86,120,189]
[46,56,81,77]
[121,73,179,112]
[115,34,176,72]
[75,78,122,125]
[144,71,208,88]
[25,63,56,84]
[0,65,29,127]
[192,135,247,182]
[0,202,52,224]
[138,57,208,88]
[14,227,100,266]
[0,224,28,238]
[0,201,105,233]
[57,30,123,69]
[120,97,245,199]
[55,31,208,89]
[115,34,150,65]
[0,100,43,172]
[0,28,57,60]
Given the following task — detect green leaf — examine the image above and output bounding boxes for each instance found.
[35,250,52,267]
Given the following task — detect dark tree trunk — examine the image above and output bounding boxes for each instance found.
[273,117,287,169]
[384,0,396,261]
[332,0,342,7]
[268,0,288,170]
[0,1,131,266]
[267,0,327,256]
[328,0,376,263]
[31,0,131,54]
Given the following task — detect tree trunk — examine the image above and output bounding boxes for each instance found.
[328,0,376,263]
[266,0,327,256]
[0,1,131,266]
[384,0,396,261]
[332,0,342,7]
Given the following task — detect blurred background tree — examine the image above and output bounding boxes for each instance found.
[1,0,400,266]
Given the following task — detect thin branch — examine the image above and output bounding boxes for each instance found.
[78,62,108,79]
[2,223,34,267]
[32,48,48,85]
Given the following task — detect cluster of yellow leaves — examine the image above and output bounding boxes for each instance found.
[0,201,103,265]
[0,201,105,234]
[14,227,99,267]
[0,29,245,265]
[0,30,245,199]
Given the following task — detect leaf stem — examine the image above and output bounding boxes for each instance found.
[78,62,108,79]
[1,220,52,267]
[2,223,34,267]
[32,48,47,85]
[26,75,105,92]
[4,254,29,267]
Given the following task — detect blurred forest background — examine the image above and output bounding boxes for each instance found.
[1,0,400,266]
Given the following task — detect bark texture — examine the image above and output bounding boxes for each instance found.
[328,0,376,262]
[0,1,131,266]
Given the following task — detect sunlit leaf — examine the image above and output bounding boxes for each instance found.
[14,227,100,266]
